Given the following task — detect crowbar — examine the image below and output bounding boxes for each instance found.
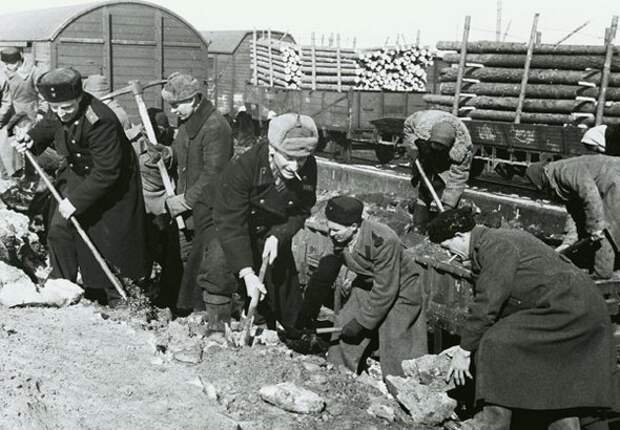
[23,150,128,301]
[129,80,185,230]
[243,255,269,346]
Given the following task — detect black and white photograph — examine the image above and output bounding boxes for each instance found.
[0,0,618,428]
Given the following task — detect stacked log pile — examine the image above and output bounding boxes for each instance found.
[252,38,434,92]
[424,40,620,126]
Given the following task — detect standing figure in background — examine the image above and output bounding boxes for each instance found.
[0,47,47,178]
[83,74,131,131]
[403,110,473,228]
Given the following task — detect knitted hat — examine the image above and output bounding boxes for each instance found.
[325,196,364,226]
[427,207,476,244]
[83,74,110,98]
[429,121,456,148]
[37,68,83,102]
[525,161,549,190]
[161,72,200,103]
[268,113,318,158]
[0,47,22,64]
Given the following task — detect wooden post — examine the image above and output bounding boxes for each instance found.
[154,12,164,107]
[352,37,357,50]
[452,15,471,116]
[102,9,113,91]
[535,31,542,46]
[311,32,317,91]
[329,32,334,48]
[416,29,421,47]
[336,33,342,92]
[515,13,540,124]
[321,33,325,47]
[268,29,274,87]
[596,16,619,125]
[252,29,258,85]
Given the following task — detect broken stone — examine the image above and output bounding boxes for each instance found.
[259,382,325,414]
[0,208,29,241]
[254,328,280,346]
[302,362,321,373]
[386,375,457,426]
[0,264,84,308]
[198,376,219,401]
[307,373,329,385]
[356,373,390,397]
[401,346,459,392]
[367,403,396,423]
[173,343,203,364]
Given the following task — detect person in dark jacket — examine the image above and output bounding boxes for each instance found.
[13,68,151,306]
[526,156,620,279]
[427,208,616,430]
[308,196,427,378]
[210,113,318,335]
[152,72,233,310]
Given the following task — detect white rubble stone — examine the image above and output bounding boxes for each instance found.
[259,382,325,414]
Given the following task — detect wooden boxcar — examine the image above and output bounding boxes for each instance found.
[0,0,209,122]
[202,30,295,115]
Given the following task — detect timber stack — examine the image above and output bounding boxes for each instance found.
[251,33,434,92]
[425,40,620,126]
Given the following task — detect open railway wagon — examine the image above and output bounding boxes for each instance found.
[375,15,620,187]
[243,31,437,163]
[0,0,209,124]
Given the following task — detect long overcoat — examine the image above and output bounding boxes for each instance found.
[32,93,151,284]
[327,219,428,378]
[463,225,616,410]
[213,141,317,330]
[173,97,233,310]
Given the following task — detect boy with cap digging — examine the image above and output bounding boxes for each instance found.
[403,110,473,228]
[12,67,150,307]
[311,195,427,378]
[427,208,616,429]
[150,72,233,311]
[207,113,318,336]
[526,156,620,279]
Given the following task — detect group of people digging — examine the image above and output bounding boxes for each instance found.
[1,44,618,429]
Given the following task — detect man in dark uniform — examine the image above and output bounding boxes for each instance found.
[13,68,150,306]
[209,113,318,336]
[427,208,616,429]
[306,196,427,378]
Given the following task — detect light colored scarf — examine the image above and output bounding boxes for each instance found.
[581,125,607,152]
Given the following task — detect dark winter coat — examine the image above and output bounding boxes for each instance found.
[31,93,151,281]
[328,219,427,377]
[213,141,317,330]
[464,225,616,410]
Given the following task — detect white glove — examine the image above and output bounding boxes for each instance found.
[58,198,76,219]
[262,235,279,265]
[243,271,267,309]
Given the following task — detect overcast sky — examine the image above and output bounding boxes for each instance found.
[4,0,620,49]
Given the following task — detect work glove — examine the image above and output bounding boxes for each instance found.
[341,318,366,342]
[262,235,279,265]
[591,229,606,242]
[58,198,76,219]
[165,194,190,217]
[145,143,172,166]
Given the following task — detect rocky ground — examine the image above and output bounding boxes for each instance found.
[0,180,466,430]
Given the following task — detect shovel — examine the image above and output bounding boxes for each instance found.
[242,255,269,346]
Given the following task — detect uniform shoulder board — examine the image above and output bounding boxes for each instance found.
[85,106,100,125]
[371,232,384,247]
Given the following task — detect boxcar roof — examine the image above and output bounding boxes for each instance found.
[0,0,207,44]
[202,30,294,54]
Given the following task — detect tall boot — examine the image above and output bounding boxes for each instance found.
[203,292,232,332]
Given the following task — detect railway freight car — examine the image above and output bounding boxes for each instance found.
[0,0,209,123]
[202,30,295,115]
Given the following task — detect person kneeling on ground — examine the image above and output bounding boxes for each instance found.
[306,195,428,378]
[206,113,318,337]
[427,208,617,430]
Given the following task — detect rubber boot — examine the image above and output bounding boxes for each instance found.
[204,292,232,332]
[461,405,512,430]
